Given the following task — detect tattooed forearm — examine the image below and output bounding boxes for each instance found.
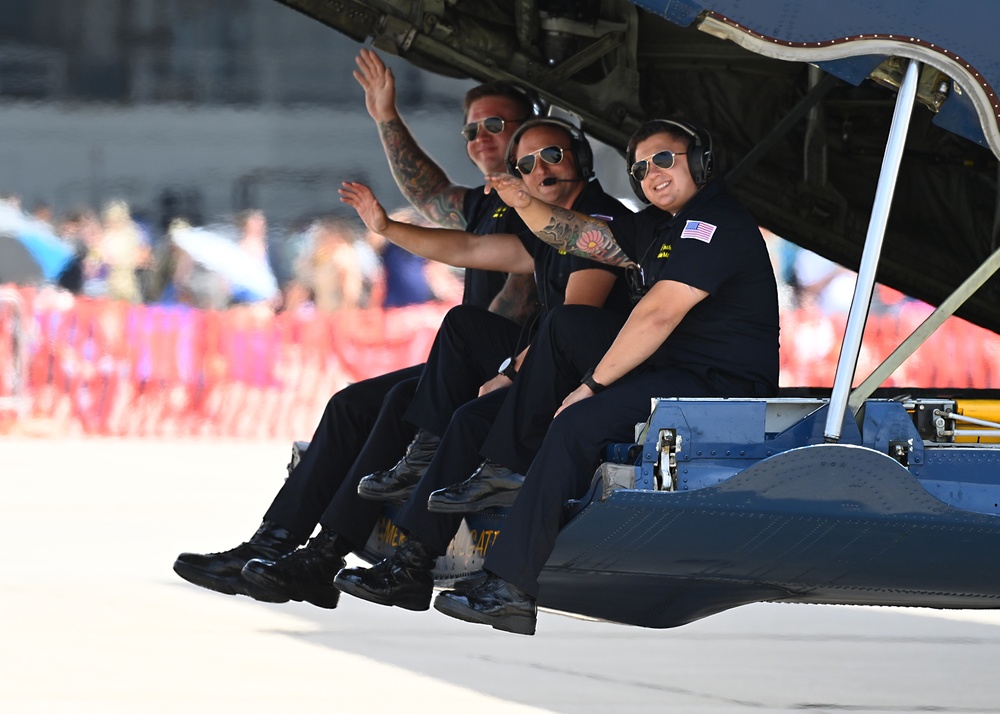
[537,207,633,267]
[488,273,540,325]
[379,118,468,230]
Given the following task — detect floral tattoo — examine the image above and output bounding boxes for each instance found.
[538,207,632,267]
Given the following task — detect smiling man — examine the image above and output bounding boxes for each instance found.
[432,118,781,635]
[172,52,542,605]
[235,118,633,610]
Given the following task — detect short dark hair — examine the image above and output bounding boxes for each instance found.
[463,81,534,121]
[626,119,697,161]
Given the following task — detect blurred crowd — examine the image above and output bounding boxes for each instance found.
[762,228,929,320]
[2,192,925,321]
[0,193,464,314]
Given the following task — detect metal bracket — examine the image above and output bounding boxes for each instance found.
[888,439,912,466]
[655,429,681,491]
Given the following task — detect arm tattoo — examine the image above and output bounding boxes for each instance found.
[538,207,633,267]
[488,273,540,325]
[380,119,468,230]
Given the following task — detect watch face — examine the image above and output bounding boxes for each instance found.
[499,357,513,373]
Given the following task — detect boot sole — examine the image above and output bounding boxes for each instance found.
[433,593,535,635]
[241,565,339,608]
[357,485,418,502]
[334,574,431,611]
[426,491,519,513]
[173,561,289,603]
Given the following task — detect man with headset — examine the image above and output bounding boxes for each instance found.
[173,51,541,602]
[237,117,634,609]
[431,118,780,635]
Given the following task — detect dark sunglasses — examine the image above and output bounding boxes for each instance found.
[461,116,524,142]
[629,150,687,182]
[515,145,565,175]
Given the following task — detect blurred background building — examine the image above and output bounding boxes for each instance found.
[0,0,488,233]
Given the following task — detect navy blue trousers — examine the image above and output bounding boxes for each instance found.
[262,365,423,542]
[403,304,526,436]
[481,305,756,597]
[394,388,508,555]
[314,304,524,550]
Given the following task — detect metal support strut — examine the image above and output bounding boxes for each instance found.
[824,59,920,442]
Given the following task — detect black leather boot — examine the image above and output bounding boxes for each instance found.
[241,528,352,609]
[357,429,441,501]
[173,521,303,602]
[426,459,525,512]
[434,573,537,635]
[334,537,436,610]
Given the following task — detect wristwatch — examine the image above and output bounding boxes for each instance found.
[498,356,518,380]
[581,367,606,394]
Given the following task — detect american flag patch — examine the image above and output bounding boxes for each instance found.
[680,220,717,243]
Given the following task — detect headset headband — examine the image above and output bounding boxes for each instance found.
[505,117,594,180]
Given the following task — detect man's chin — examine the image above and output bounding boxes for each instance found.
[471,146,501,165]
[533,182,572,202]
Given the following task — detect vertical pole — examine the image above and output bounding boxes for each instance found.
[824,59,920,442]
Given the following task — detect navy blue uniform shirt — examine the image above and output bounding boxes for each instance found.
[461,188,523,308]
[606,179,779,391]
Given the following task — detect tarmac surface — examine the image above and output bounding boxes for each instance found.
[4,438,1000,713]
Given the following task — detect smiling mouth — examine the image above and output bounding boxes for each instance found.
[653,180,670,190]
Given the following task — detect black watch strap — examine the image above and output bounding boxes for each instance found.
[581,368,606,394]
[498,356,518,380]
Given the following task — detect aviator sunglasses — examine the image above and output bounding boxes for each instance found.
[461,116,525,142]
[629,150,687,182]
[515,145,565,175]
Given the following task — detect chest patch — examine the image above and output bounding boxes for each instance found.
[680,220,717,243]
[656,243,672,259]
[492,205,508,219]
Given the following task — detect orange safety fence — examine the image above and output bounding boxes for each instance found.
[778,304,1000,389]
[1,285,999,439]
[0,286,448,439]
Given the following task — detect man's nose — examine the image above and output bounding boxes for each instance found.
[536,160,555,178]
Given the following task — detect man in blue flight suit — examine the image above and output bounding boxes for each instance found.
[172,51,539,602]
[433,119,780,635]
[238,118,634,609]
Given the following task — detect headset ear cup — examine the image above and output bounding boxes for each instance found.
[514,85,546,119]
[686,126,713,185]
[572,136,594,179]
[686,143,703,185]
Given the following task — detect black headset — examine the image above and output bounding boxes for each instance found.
[626,119,713,203]
[508,83,547,121]
[504,117,594,180]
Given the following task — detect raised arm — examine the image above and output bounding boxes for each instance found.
[484,173,633,267]
[354,48,469,230]
[340,181,533,274]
